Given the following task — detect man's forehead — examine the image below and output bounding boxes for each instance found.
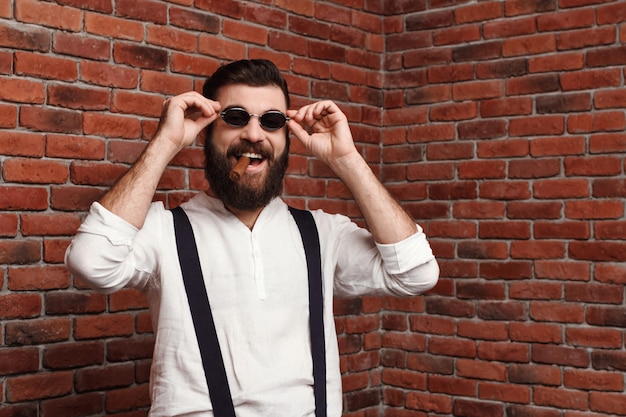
[216,84,288,110]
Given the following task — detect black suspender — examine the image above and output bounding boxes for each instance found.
[171,206,236,417]
[288,206,327,417]
[171,206,326,417]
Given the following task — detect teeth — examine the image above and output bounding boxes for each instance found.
[241,152,262,159]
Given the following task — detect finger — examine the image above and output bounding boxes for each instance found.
[286,119,310,145]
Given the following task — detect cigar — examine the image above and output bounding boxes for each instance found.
[229,156,250,182]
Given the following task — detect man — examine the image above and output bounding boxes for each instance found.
[65,59,439,417]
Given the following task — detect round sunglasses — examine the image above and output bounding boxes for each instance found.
[220,107,289,131]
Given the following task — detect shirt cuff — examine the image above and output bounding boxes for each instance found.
[375,224,435,275]
[77,202,139,247]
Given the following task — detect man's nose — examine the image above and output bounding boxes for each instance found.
[240,116,266,142]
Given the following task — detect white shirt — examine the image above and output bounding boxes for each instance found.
[65,193,438,417]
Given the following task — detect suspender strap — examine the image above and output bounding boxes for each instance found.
[172,205,326,417]
[288,206,327,417]
[171,206,236,417]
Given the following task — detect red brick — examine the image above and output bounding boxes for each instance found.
[20,106,82,134]
[15,0,82,31]
[479,221,530,239]
[0,213,18,237]
[568,110,626,133]
[117,0,167,24]
[565,200,623,220]
[21,213,82,236]
[557,26,616,50]
[0,76,45,103]
[113,42,167,70]
[590,392,626,415]
[481,97,532,117]
[74,314,134,339]
[533,386,588,410]
[593,178,626,198]
[14,51,78,81]
[0,240,41,265]
[503,33,556,57]
[530,136,585,156]
[84,13,144,40]
[0,131,44,157]
[534,221,590,240]
[83,112,142,138]
[48,84,111,111]
[529,52,585,73]
[479,301,527,321]
[479,381,530,403]
[458,321,508,342]
[530,301,584,323]
[569,241,626,262]
[508,363,562,385]
[457,281,505,300]
[8,266,70,291]
[46,134,106,160]
[105,384,151,412]
[0,347,40,375]
[483,16,536,39]
[40,392,104,417]
[75,363,135,393]
[535,261,590,281]
[81,60,139,88]
[455,2,503,24]
[597,1,626,23]
[533,178,588,198]
[147,24,197,52]
[5,318,70,346]
[505,0,557,16]
[6,371,73,402]
[53,32,110,60]
[3,158,69,184]
[482,261,533,280]
[508,158,560,178]
[566,282,623,305]
[0,20,50,51]
[507,74,560,95]
[509,281,563,300]
[0,186,48,210]
[538,8,595,31]
[429,375,477,396]
[434,24,481,46]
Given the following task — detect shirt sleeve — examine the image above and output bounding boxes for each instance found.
[316,212,439,298]
[64,202,164,294]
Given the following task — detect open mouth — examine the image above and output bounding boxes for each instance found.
[238,152,264,166]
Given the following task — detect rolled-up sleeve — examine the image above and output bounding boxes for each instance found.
[65,202,162,294]
[319,211,439,298]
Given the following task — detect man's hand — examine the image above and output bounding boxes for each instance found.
[286,100,359,169]
[154,91,221,152]
[288,100,418,244]
[99,92,220,229]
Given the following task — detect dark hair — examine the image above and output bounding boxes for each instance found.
[202,59,290,108]
[202,59,291,153]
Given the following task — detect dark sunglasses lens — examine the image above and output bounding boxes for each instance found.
[260,112,287,130]
[222,109,250,127]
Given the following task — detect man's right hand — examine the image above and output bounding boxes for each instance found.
[154,91,221,152]
[98,92,221,229]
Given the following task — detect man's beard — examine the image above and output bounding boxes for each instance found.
[204,140,289,211]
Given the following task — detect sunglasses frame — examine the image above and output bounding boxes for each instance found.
[220,107,290,131]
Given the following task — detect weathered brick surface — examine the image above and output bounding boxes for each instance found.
[1,1,625,416]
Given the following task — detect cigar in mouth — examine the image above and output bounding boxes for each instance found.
[229,155,251,182]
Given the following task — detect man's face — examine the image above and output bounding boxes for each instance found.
[204,84,289,211]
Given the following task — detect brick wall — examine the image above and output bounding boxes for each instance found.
[0,0,625,416]
[381,1,626,416]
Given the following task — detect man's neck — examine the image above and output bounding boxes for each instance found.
[205,189,264,230]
